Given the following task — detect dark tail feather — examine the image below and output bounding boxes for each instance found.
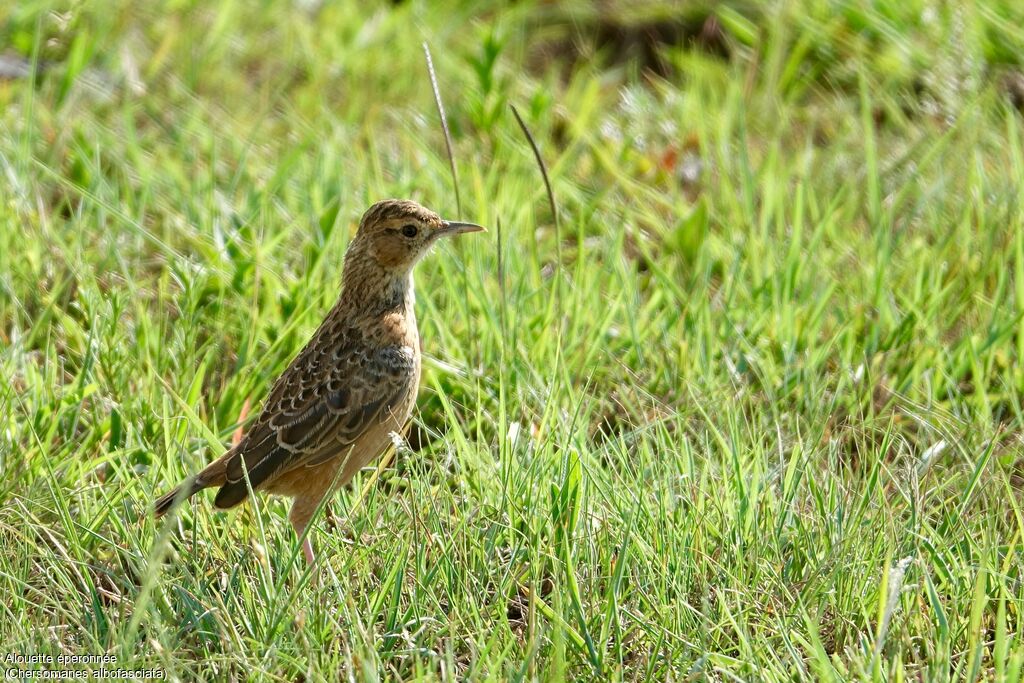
[153,477,209,517]
[212,479,252,510]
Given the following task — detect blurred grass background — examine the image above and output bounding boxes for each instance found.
[2,0,1024,679]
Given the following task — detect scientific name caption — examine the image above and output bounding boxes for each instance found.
[4,654,165,680]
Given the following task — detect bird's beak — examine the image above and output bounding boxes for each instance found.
[440,220,486,236]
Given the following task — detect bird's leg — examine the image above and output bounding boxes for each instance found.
[289,501,316,565]
[323,501,341,533]
[291,519,315,565]
[301,537,315,565]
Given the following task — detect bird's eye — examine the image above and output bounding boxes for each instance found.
[401,224,418,238]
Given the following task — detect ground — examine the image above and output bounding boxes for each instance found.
[1,1,1023,680]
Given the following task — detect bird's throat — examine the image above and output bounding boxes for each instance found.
[379,273,414,312]
[340,267,414,316]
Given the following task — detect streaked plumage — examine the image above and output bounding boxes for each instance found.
[154,199,483,563]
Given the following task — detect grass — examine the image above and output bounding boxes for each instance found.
[1,0,1024,679]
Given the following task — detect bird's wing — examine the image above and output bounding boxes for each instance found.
[213,337,416,508]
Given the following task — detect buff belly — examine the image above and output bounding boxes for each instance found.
[263,405,412,500]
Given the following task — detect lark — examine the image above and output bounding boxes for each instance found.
[154,199,484,563]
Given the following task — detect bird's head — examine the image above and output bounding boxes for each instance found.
[348,199,484,274]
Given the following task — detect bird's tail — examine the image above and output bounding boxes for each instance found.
[153,455,231,517]
[153,477,209,516]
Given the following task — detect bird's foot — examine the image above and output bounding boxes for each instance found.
[324,506,341,533]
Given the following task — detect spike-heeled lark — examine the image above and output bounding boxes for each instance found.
[154,199,484,564]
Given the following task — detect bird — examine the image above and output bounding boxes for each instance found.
[153,199,484,564]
